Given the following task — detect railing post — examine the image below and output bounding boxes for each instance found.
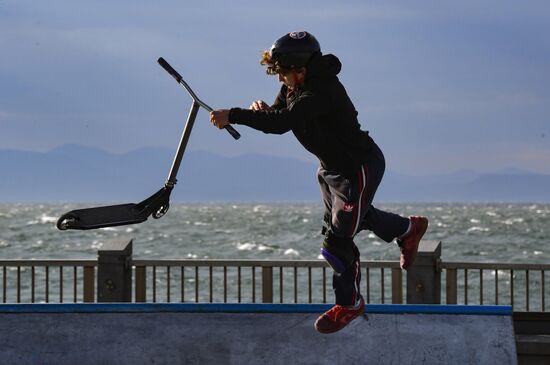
[135,266,146,303]
[446,268,458,304]
[97,238,133,302]
[83,266,95,303]
[406,241,441,304]
[262,266,273,303]
[391,268,403,304]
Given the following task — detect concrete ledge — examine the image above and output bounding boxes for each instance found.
[0,304,517,365]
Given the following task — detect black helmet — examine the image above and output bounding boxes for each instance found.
[270,31,321,69]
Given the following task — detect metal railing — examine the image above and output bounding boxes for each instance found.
[0,260,96,303]
[1,240,548,311]
[442,262,549,312]
[1,258,548,311]
[131,260,403,305]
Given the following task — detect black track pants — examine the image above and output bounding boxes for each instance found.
[317,143,409,305]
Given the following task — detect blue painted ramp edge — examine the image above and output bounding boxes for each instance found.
[0,303,512,315]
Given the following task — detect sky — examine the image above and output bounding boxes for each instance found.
[1,0,549,175]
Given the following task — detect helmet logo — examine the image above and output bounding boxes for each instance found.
[289,31,307,40]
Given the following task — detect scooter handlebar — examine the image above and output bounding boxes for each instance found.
[158,57,240,140]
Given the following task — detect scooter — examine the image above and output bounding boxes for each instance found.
[56,57,240,230]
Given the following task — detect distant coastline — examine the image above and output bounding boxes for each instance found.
[1,145,550,203]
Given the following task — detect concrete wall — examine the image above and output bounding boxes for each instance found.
[0,304,517,365]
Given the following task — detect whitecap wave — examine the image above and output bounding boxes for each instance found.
[39,215,58,224]
[467,226,490,232]
[252,205,270,214]
[284,248,300,256]
[237,242,256,251]
[502,218,524,225]
[193,222,210,226]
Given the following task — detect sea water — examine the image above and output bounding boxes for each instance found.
[1,203,548,262]
[0,203,549,308]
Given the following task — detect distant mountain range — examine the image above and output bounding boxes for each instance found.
[1,145,549,203]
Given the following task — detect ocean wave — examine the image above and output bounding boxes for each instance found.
[193,222,210,226]
[257,244,275,252]
[284,248,300,257]
[502,218,524,225]
[467,227,490,232]
[39,215,58,224]
[237,242,256,251]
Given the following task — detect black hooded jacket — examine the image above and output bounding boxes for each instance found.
[228,53,375,178]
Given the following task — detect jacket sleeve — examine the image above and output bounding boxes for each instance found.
[229,90,329,135]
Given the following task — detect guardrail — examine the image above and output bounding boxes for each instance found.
[131,259,403,305]
[0,260,96,303]
[0,238,548,311]
[442,262,549,311]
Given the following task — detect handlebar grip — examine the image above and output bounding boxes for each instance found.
[158,57,182,83]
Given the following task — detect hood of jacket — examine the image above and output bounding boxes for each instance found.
[305,53,342,80]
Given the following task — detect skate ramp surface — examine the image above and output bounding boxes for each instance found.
[0,303,517,365]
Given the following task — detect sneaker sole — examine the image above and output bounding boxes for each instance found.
[314,308,364,334]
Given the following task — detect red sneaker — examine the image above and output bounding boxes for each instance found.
[398,216,428,270]
[314,296,365,334]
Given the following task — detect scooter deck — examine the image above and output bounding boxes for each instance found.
[57,186,171,230]
[57,203,147,230]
